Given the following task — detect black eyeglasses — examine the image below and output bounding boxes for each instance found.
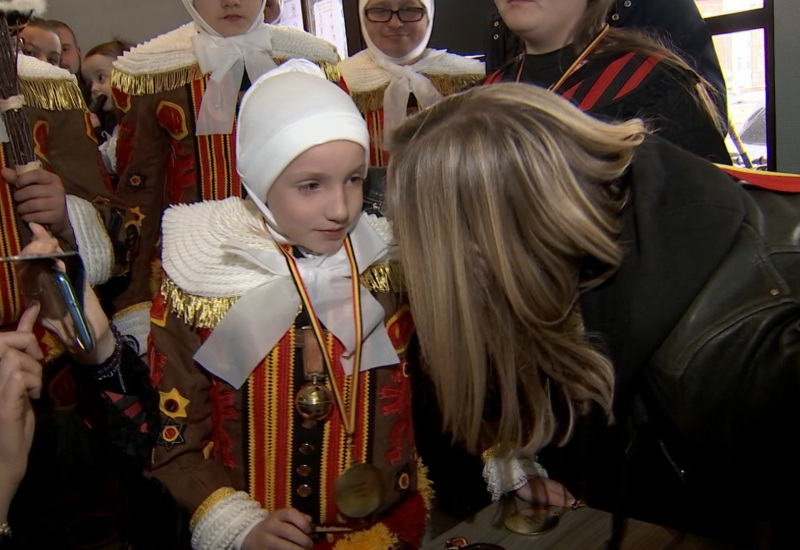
[364,7,426,23]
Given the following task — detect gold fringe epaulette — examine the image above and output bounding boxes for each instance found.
[332,523,398,550]
[350,72,484,113]
[275,58,341,83]
[19,77,86,111]
[160,277,238,329]
[111,64,204,96]
[359,262,405,293]
[416,457,435,518]
[113,59,340,97]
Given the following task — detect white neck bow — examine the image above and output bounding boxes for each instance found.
[193,212,399,389]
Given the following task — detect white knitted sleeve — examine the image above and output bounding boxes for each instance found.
[483,455,549,502]
[112,303,151,356]
[191,491,268,550]
[65,195,114,286]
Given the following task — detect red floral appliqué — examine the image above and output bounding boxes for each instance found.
[379,361,413,465]
[209,379,238,469]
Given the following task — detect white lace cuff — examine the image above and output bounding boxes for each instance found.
[111,302,151,355]
[191,490,268,550]
[65,195,114,286]
[483,455,549,502]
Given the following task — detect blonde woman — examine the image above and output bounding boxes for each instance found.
[388,83,799,541]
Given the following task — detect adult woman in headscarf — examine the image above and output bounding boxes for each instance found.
[338,0,484,167]
[109,0,341,352]
[484,0,730,164]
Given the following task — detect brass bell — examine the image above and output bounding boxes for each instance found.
[294,375,334,427]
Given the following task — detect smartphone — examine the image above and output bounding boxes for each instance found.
[0,251,93,352]
[49,269,94,352]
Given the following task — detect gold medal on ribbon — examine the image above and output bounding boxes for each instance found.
[333,463,385,518]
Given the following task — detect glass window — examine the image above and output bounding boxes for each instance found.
[695,0,764,18]
[712,28,768,167]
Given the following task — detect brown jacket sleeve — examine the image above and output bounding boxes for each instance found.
[112,86,198,313]
[148,308,242,514]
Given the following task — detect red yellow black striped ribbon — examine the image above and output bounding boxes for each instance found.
[279,238,363,439]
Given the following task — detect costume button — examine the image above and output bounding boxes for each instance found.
[297,464,313,477]
[493,33,499,40]
[611,13,620,21]
[494,21,499,27]
[299,442,315,455]
[297,484,313,498]
[624,0,631,7]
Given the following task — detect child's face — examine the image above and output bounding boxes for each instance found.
[82,54,115,111]
[194,0,264,37]
[267,141,366,256]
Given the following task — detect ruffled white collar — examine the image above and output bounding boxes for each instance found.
[161,197,398,388]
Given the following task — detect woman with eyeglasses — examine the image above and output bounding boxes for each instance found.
[338,0,484,167]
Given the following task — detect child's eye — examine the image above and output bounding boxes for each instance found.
[98,73,107,83]
[348,175,364,186]
[298,181,320,193]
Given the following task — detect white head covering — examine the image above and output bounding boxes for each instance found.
[182,0,277,135]
[236,59,369,242]
[357,0,444,144]
[193,60,397,389]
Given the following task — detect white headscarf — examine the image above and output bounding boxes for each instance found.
[181,0,277,135]
[194,60,398,389]
[358,0,444,143]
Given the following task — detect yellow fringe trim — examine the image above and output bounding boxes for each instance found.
[112,59,341,97]
[359,262,405,293]
[350,73,484,113]
[189,486,237,532]
[111,64,204,96]
[160,277,239,330]
[416,457,435,518]
[19,77,86,111]
[162,261,400,329]
[332,523,398,550]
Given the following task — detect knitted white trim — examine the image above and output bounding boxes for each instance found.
[112,304,151,356]
[18,52,77,83]
[65,195,114,287]
[483,455,549,502]
[0,0,46,15]
[339,48,484,94]
[114,23,338,76]
[161,197,394,298]
[191,491,268,550]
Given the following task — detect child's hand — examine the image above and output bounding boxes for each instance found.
[2,166,72,243]
[242,508,313,550]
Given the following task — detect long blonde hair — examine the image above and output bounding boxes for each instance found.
[387,84,646,454]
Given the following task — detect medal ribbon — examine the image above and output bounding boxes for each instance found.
[280,238,363,438]
[515,24,611,91]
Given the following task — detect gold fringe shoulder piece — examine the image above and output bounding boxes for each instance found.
[113,58,340,97]
[19,77,86,111]
[360,262,405,293]
[160,276,239,330]
[332,523,398,550]
[274,58,341,83]
[111,64,205,97]
[416,457,435,518]
[350,72,484,113]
